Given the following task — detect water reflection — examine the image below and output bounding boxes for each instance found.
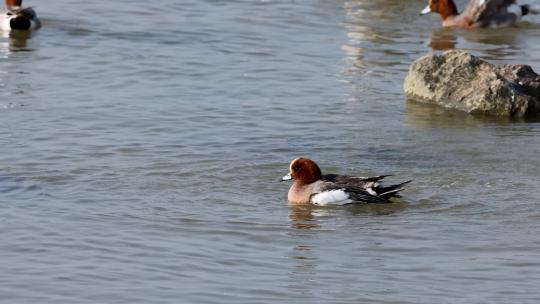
[460,28,519,46]
[341,0,423,74]
[0,30,35,106]
[286,244,318,298]
[405,99,540,128]
[0,30,33,58]
[286,202,408,296]
[406,100,495,128]
[428,27,522,52]
[288,203,408,231]
[429,29,457,50]
[288,205,320,230]
[286,205,319,297]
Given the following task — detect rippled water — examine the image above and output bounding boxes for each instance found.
[2,0,540,303]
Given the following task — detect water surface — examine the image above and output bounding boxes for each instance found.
[1,0,540,303]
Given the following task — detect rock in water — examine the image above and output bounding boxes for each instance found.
[404,50,540,117]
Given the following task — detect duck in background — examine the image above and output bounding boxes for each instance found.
[281,157,411,206]
[420,0,538,28]
[1,0,41,31]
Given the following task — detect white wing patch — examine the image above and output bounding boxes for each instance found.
[1,18,10,31]
[311,190,352,206]
[366,187,377,196]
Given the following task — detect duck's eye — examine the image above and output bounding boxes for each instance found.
[7,12,13,16]
[292,165,300,171]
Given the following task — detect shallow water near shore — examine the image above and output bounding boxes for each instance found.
[1,0,540,303]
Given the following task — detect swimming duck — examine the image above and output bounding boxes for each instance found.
[420,0,536,28]
[1,0,41,31]
[281,157,411,206]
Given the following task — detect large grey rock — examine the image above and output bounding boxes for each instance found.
[404,50,540,117]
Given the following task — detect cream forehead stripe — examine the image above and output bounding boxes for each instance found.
[289,157,303,172]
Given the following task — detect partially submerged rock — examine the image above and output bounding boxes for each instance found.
[404,50,540,117]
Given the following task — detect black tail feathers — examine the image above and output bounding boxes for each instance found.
[522,5,530,16]
[377,180,413,199]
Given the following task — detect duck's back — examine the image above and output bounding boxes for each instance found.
[311,180,389,205]
[462,0,521,26]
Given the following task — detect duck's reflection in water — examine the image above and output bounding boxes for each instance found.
[285,202,408,296]
[0,29,33,58]
[428,26,525,53]
[429,29,458,50]
[288,202,408,232]
[288,205,320,231]
[0,30,35,109]
[286,205,320,297]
